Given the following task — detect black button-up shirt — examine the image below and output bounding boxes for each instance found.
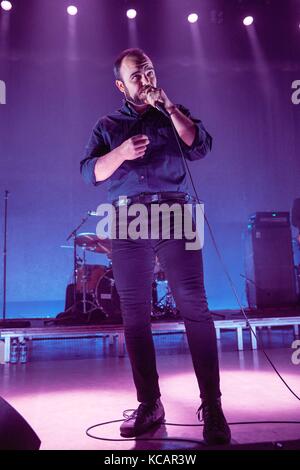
[80,100,212,203]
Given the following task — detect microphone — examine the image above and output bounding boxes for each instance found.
[143,86,170,118]
[130,94,169,118]
[154,102,171,118]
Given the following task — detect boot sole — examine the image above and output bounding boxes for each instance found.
[120,415,165,438]
[203,432,231,446]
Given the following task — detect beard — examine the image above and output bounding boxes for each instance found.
[123,84,147,106]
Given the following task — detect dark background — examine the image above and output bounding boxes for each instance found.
[0,0,299,317]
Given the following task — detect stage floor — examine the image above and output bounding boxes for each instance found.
[0,331,300,450]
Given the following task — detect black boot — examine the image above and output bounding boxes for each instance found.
[120,398,165,438]
[197,398,231,445]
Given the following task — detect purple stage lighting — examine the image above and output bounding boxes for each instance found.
[188,13,198,24]
[243,16,254,26]
[126,9,137,19]
[67,5,78,16]
[1,1,12,11]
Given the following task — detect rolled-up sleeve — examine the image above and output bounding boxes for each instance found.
[177,105,212,161]
[80,120,110,186]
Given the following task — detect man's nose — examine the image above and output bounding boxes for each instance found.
[141,74,150,85]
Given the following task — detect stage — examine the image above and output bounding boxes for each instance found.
[1,0,300,455]
[0,323,300,450]
[1,308,300,361]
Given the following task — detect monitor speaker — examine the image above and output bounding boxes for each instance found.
[0,396,41,450]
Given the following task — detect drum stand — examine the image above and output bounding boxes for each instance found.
[50,214,106,325]
[81,247,88,314]
[151,280,180,319]
[76,245,103,317]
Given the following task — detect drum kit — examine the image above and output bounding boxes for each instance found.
[58,232,179,324]
[72,233,121,321]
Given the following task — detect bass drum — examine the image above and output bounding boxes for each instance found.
[95,268,122,322]
[76,264,105,294]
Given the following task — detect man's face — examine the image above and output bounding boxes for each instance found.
[116,54,157,105]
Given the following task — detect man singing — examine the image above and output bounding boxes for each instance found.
[80,48,231,445]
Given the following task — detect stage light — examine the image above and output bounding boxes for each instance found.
[126,9,137,19]
[1,1,12,11]
[188,13,198,24]
[67,5,78,16]
[243,16,254,26]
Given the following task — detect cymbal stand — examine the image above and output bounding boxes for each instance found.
[294,235,300,301]
[79,245,99,316]
[81,246,88,314]
[66,213,91,317]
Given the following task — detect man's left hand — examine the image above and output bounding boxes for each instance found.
[143,86,174,112]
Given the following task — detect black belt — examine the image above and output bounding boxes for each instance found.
[112,192,193,208]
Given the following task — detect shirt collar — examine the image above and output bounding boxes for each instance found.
[120,99,153,118]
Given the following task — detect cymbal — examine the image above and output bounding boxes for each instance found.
[75,232,112,254]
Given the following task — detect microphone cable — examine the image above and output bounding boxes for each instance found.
[85,102,300,447]
[86,414,300,446]
[165,105,300,402]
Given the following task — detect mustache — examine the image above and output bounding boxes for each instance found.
[140,85,157,93]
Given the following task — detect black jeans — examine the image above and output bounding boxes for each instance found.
[111,203,221,403]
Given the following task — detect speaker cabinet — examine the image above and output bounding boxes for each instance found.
[245,212,297,308]
[0,397,41,450]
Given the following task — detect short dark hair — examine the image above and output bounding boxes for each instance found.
[113,48,148,81]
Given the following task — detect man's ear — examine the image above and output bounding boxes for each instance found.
[115,79,125,94]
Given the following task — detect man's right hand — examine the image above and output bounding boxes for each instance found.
[118,135,150,161]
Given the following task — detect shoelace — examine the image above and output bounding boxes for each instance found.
[125,402,157,421]
[196,402,224,428]
[196,404,204,422]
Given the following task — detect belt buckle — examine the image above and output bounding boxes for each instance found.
[151,194,159,203]
[117,196,131,207]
